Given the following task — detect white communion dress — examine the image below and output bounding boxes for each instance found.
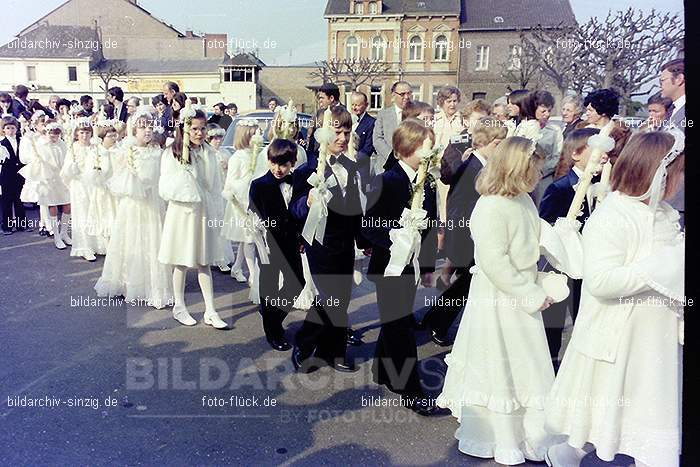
[95,142,173,309]
[60,142,107,257]
[20,136,71,206]
[545,192,683,467]
[84,144,117,239]
[211,146,235,266]
[437,193,559,465]
[18,132,43,203]
[158,144,227,268]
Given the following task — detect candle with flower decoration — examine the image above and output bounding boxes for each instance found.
[181,98,192,164]
[316,107,333,177]
[250,128,264,173]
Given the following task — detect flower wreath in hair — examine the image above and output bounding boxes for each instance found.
[45,122,63,133]
[207,128,226,138]
[30,110,46,123]
[237,119,257,127]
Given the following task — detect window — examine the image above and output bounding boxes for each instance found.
[475,45,489,71]
[371,36,385,61]
[346,36,359,59]
[26,66,36,82]
[472,92,487,100]
[223,67,254,82]
[431,85,441,107]
[434,35,449,61]
[370,85,383,110]
[68,66,77,82]
[409,35,423,61]
[369,2,377,14]
[356,1,364,14]
[199,97,206,105]
[411,84,421,100]
[508,45,522,70]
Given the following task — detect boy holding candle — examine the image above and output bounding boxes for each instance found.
[290,106,368,373]
[249,139,305,351]
[361,118,445,416]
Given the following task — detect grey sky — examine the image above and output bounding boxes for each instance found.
[1,0,684,65]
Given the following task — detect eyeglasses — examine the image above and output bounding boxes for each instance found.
[394,90,413,97]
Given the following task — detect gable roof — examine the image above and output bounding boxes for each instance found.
[19,0,186,38]
[325,0,461,16]
[221,52,266,68]
[460,0,576,31]
[0,25,101,60]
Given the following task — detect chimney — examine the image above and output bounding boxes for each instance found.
[185,30,194,38]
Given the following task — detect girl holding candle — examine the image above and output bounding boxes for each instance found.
[60,118,107,261]
[84,123,118,241]
[221,120,267,293]
[95,112,173,309]
[18,111,51,235]
[437,136,557,464]
[545,131,684,467]
[159,108,228,328]
[205,123,235,273]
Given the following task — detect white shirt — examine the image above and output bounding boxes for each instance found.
[672,95,685,118]
[398,159,417,184]
[7,137,17,156]
[280,181,292,208]
[394,105,403,123]
[329,153,349,195]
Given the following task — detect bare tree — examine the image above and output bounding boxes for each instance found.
[92,60,131,97]
[498,33,544,90]
[310,57,391,90]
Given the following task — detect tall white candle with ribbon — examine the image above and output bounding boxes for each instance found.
[181,98,192,164]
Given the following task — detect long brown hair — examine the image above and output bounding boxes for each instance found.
[611,131,684,198]
[553,128,599,179]
[172,109,207,163]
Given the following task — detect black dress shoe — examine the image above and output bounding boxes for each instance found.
[430,330,451,347]
[409,399,451,417]
[292,347,319,373]
[346,329,363,346]
[268,337,292,352]
[329,359,359,373]
[39,227,47,236]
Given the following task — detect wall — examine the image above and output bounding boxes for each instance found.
[0,57,92,94]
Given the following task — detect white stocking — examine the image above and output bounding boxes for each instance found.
[173,266,187,309]
[243,242,256,284]
[231,243,244,272]
[197,266,216,313]
[40,205,50,232]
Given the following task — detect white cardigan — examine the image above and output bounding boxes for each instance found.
[570,191,684,362]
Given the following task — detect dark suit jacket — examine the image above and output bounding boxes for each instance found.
[539,169,597,228]
[439,129,472,185]
[444,153,483,267]
[249,171,301,255]
[362,163,438,280]
[355,112,375,183]
[290,154,369,274]
[0,136,23,183]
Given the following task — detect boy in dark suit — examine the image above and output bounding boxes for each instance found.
[420,117,506,345]
[0,116,28,234]
[289,106,369,373]
[362,119,446,416]
[249,139,306,351]
[539,127,601,371]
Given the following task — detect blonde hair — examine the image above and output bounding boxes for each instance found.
[471,117,507,149]
[392,118,435,160]
[461,99,492,120]
[233,123,259,150]
[476,136,544,197]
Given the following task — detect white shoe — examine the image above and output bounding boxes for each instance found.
[231,269,246,282]
[82,252,96,261]
[203,310,228,329]
[522,441,545,462]
[61,231,72,246]
[545,443,587,467]
[173,305,197,326]
[54,236,67,250]
[218,264,231,272]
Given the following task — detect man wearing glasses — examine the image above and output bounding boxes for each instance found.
[372,81,413,175]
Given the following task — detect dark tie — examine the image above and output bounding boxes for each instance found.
[668,103,675,117]
[276,174,293,185]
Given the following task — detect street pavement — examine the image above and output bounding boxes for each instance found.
[0,209,633,466]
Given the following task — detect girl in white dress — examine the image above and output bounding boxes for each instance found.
[221,120,268,301]
[84,124,117,241]
[95,114,173,309]
[18,111,51,235]
[545,131,685,467]
[159,109,228,329]
[60,118,107,261]
[205,124,235,273]
[35,122,72,249]
[437,136,557,465]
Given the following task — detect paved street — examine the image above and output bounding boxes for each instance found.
[1,209,632,466]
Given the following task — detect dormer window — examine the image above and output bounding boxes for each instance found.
[356,1,364,14]
[369,2,377,14]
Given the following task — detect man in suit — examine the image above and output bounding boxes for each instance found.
[13,85,30,116]
[249,139,305,352]
[107,86,128,123]
[350,91,375,191]
[289,106,369,373]
[208,102,232,130]
[0,116,28,234]
[317,83,344,111]
[420,117,506,346]
[372,81,412,175]
[161,81,180,136]
[660,58,685,225]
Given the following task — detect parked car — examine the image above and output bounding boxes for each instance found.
[221,110,314,155]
